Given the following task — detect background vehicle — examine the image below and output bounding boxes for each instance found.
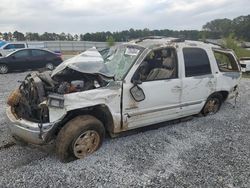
[0,48,63,74]
[240,57,250,72]
[0,42,27,57]
[0,40,6,48]
[6,37,241,162]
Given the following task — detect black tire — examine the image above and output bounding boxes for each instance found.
[201,93,223,116]
[0,64,8,74]
[56,115,105,162]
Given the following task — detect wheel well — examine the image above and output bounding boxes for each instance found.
[56,105,114,136]
[219,91,229,101]
[208,91,229,101]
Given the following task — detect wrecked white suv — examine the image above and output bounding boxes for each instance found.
[6,37,241,162]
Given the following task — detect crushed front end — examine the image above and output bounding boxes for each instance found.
[6,69,110,145]
[6,72,59,144]
[6,47,113,145]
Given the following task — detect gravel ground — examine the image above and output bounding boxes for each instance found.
[0,72,250,187]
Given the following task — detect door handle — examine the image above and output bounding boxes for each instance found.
[172,86,182,92]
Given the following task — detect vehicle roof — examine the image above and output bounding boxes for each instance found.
[12,48,54,53]
[6,48,56,57]
[128,36,223,49]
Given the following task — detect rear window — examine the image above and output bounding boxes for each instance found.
[213,50,239,72]
[183,48,211,77]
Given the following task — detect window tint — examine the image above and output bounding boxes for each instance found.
[4,44,15,50]
[134,48,178,82]
[32,50,49,56]
[213,50,239,72]
[14,44,25,49]
[13,50,29,58]
[183,48,211,77]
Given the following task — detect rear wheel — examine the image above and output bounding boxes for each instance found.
[202,93,223,116]
[45,63,54,70]
[0,64,8,74]
[56,115,105,162]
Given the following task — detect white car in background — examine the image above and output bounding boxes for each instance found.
[240,57,250,72]
[0,42,27,57]
[0,42,46,57]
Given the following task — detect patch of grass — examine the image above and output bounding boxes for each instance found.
[238,49,250,58]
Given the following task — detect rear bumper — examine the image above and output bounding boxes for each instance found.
[6,106,55,145]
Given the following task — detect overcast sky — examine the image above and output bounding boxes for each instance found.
[0,0,249,34]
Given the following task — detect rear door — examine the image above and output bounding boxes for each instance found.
[180,47,216,116]
[31,49,48,68]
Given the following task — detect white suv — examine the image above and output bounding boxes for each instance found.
[0,42,27,57]
[240,57,250,72]
[6,37,241,162]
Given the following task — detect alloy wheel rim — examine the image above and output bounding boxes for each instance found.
[46,63,54,70]
[205,99,219,115]
[0,65,8,74]
[73,130,100,158]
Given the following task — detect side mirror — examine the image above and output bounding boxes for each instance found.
[130,85,145,102]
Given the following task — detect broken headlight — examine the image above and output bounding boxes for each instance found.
[48,94,64,108]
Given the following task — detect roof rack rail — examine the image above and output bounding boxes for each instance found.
[170,38,185,42]
[134,36,166,43]
[202,40,225,48]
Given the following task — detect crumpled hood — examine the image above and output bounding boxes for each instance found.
[51,47,114,78]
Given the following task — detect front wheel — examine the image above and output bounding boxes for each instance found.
[201,93,223,116]
[56,115,105,162]
[0,64,8,74]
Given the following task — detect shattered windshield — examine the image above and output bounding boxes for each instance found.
[105,45,143,80]
[52,45,143,80]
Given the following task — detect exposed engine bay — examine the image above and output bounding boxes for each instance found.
[7,69,109,123]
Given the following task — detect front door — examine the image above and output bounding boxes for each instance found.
[122,47,182,130]
[8,49,32,70]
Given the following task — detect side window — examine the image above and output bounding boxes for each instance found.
[4,44,15,50]
[183,48,211,77]
[32,50,48,56]
[213,50,239,72]
[134,48,178,82]
[14,44,25,49]
[13,50,29,58]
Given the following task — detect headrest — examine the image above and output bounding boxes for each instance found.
[162,57,174,69]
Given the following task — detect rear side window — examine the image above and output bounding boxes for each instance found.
[183,48,211,77]
[213,50,239,72]
[14,44,25,49]
[32,50,49,56]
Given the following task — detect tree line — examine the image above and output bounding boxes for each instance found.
[1,14,249,42]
